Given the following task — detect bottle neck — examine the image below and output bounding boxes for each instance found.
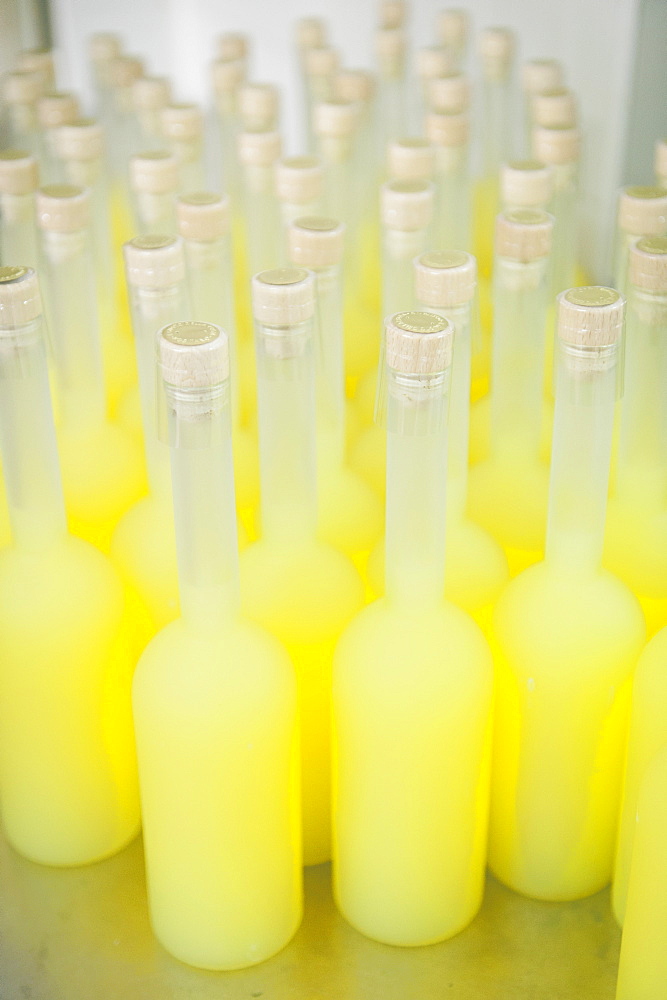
[242,164,279,275]
[384,368,449,608]
[546,340,618,573]
[167,383,240,628]
[132,189,176,235]
[482,74,511,178]
[40,227,106,429]
[616,287,667,504]
[491,254,550,459]
[255,316,318,543]
[313,263,346,469]
[0,191,39,272]
[382,225,427,317]
[0,318,67,551]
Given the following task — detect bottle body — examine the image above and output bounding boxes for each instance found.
[433,144,471,251]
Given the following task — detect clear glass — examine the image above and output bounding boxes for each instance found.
[433,144,471,251]
[382,227,428,318]
[242,164,281,276]
[0,192,39,271]
[550,162,578,295]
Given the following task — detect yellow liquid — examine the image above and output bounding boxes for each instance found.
[133,616,302,969]
[240,538,364,865]
[490,562,645,900]
[613,626,667,925]
[318,462,384,568]
[615,744,667,1000]
[0,534,140,866]
[469,394,554,467]
[58,420,147,552]
[349,423,386,500]
[332,599,493,945]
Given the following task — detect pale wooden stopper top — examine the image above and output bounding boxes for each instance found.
[239,83,279,123]
[252,267,315,326]
[655,138,667,182]
[18,49,54,87]
[55,118,104,161]
[415,250,477,307]
[380,0,406,29]
[129,150,179,194]
[0,266,42,328]
[159,320,229,389]
[438,9,469,48]
[501,160,554,208]
[296,18,327,50]
[211,57,246,95]
[304,45,339,77]
[237,128,282,166]
[479,27,515,80]
[275,155,323,204]
[376,27,405,64]
[0,150,39,196]
[4,70,43,105]
[496,208,553,262]
[161,103,203,140]
[617,186,667,237]
[217,33,248,61]
[629,236,667,294]
[425,109,469,147]
[132,76,171,111]
[386,310,453,373]
[124,235,185,289]
[334,69,376,103]
[89,33,122,63]
[381,178,434,231]
[532,124,581,165]
[429,73,470,114]
[37,92,80,128]
[37,184,89,233]
[177,192,229,241]
[521,58,564,95]
[314,99,358,138]
[387,138,435,182]
[416,46,455,80]
[288,217,344,268]
[532,87,577,129]
[107,55,143,89]
[558,287,624,347]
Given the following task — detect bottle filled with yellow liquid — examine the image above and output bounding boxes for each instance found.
[129,150,179,236]
[36,184,146,550]
[240,268,364,866]
[520,59,563,155]
[36,91,80,183]
[211,55,246,204]
[238,128,282,279]
[333,310,493,946]
[295,20,328,152]
[160,103,206,193]
[604,237,667,636]
[612,186,667,297]
[425,110,472,252]
[129,76,171,154]
[0,150,39,271]
[489,287,646,900]
[88,32,122,123]
[133,320,301,970]
[500,159,554,216]
[532,125,581,296]
[275,156,324,257]
[387,137,435,187]
[412,45,452,133]
[615,742,667,1000]
[288,217,382,565]
[238,83,280,134]
[375,28,407,154]
[468,209,553,574]
[613,626,667,926]
[0,265,139,866]
[437,8,468,73]
[3,71,43,158]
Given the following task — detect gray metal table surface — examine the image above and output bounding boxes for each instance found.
[0,832,621,999]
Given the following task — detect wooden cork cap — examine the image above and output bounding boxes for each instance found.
[438,9,469,48]
[251,267,315,326]
[501,160,554,208]
[107,55,143,89]
[275,156,323,204]
[532,87,577,129]
[479,27,515,80]
[314,99,358,138]
[381,179,434,231]
[217,33,248,61]
[425,109,469,147]
[237,128,282,166]
[617,186,667,237]
[0,150,39,196]
[521,58,564,95]
[429,73,470,114]
[159,320,229,389]
[161,103,203,140]
[239,83,279,124]
[416,46,455,80]
[288,217,344,268]
[37,92,80,128]
[296,18,327,50]
[37,184,89,233]
[0,266,42,328]
[55,119,104,161]
[129,150,179,194]
[532,125,580,165]
[496,208,553,262]
[629,236,667,294]
[380,0,406,29]
[124,235,185,289]
[385,311,453,373]
[334,70,376,103]
[4,70,43,105]
[304,46,339,77]
[414,250,477,307]
[132,76,171,111]
[176,192,230,241]
[211,57,246,96]
[388,138,435,182]
[557,287,624,347]
[89,33,122,63]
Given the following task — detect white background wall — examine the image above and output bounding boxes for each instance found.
[20,0,661,279]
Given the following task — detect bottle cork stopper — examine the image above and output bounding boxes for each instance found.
[376,27,405,63]
[237,128,282,167]
[414,250,477,307]
[617,186,667,237]
[251,267,315,327]
[176,192,230,241]
[217,33,248,62]
[288,217,344,268]
[655,138,667,182]
[438,9,469,48]
[479,27,515,80]
[129,150,179,194]
[89,33,122,63]
[159,320,229,389]
[0,150,39,196]
[107,55,144,89]
[124,235,185,290]
[304,46,339,77]
[37,184,90,233]
[275,155,323,204]
[532,87,577,129]
[416,46,455,80]
[429,73,470,113]
[380,0,406,29]
[132,76,171,111]
[314,99,359,138]
[211,57,246,95]
[37,91,80,128]
[161,103,203,140]
[239,83,279,125]
[532,125,580,165]
[54,118,104,161]
[18,49,55,86]
[381,179,434,231]
[495,208,553,262]
[0,266,42,328]
[558,286,624,347]
[501,159,554,208]
[4,70,43,105]
[387,138,435,182]
[334,69,376,103]
[629,236,667,293]
[296,17,327,50]
[385,310,453,374]
[521,58,564,95]
[425,109,469,147]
